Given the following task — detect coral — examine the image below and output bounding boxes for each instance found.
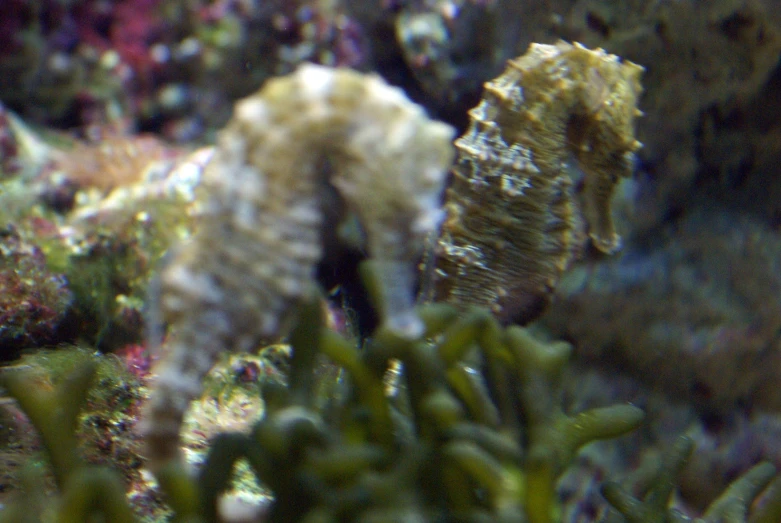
[0,0,376,140]
[145,0,371,139]
[139,63,455,474]
[178,348,292,459]
[34,193,196,351]
[115,343,157,380]
[0,106,52,182]
[423,41,643,324]
[0,0,128,128]
[73,0,167,91]
[20,347,145,483]
[0,107,207,354]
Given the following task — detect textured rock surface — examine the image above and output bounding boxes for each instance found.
[0,226,71,353]
[541,208,781,412]
[558,364,781,516]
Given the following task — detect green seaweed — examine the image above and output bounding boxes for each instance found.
[2,297,780,522]
[196,291,638,521]
[0,356,134,523]
[0,346,149,520]
[602,436,781,523]
[41,197,190,349]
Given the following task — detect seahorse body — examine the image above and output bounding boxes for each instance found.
[427,41,643,323]
[140,64,455,469]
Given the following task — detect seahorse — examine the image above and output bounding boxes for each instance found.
[139,64,455,470]
[423,41,643,324]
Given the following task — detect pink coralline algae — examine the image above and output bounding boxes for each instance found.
[114,343,157,380]
[0,225,72,353]
[73,0,166,90]
[268,2,369,68]
[0,0,375,140]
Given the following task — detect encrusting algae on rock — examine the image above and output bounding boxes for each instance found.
[139,64,455,472]
[424,41,644,324]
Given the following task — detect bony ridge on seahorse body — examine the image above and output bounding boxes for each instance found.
[139,64,455,471]
[425,40,644,324]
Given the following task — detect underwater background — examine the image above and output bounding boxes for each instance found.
[0,0,781,521]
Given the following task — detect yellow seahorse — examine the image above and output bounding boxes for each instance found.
[425,41,643,324]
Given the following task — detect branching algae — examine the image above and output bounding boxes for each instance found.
[601,436,781,523]
[1,299,647,522]
[424,41,644,324]
[4,303,781,522]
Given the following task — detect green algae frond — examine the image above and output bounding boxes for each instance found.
[602,436,781,523]
[0,353,134,523]
[2,301,781,522]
